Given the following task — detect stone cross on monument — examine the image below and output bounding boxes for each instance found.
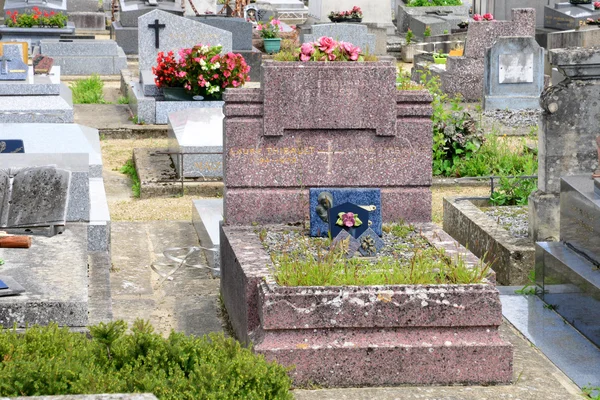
[0,55,12,75]
[148,19,166,48]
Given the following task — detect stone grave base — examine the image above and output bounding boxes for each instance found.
[0,82,74,123]
[127,73,224,124]
[484,95,541,111]
[192,199,223,277]
[225,187,431,225]
[443,196,534,286]
[132,148,223,198]
[0,224,89,327]
[220,223,512,387]
[40,39,127,75]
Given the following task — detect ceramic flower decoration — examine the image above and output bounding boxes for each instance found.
[336,212,363,228]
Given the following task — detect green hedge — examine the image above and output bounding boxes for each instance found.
[0,320,292,400]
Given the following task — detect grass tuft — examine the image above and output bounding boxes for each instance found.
[69,74,107,104]
[120,159,140,198]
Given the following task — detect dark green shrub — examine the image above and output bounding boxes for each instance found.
[406,0,462,6]
[0,320,292,400]
[490,174,538,206]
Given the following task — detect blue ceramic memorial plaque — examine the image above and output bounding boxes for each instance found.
[0,140,25,153]
[0,280,8,290]
[310,188,382,237]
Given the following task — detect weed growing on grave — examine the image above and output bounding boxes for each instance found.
[514,270,538,295]
[489,173,537,206]
[0,320,293,399]
[129,114,145,125]
[396,69,424,90]
[117,96,129,104]
[410,68,538,179]
[583,385,600,400]
[69,74,107,104]
[267,224,490,286]
[120,159,140,198]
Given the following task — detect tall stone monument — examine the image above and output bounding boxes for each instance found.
[530,47,600,241]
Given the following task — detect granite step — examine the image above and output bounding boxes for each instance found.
[535,241,600,348]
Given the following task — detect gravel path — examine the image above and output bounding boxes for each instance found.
[482,206,529,239]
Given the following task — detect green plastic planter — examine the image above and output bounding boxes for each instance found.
[263,38,281,54]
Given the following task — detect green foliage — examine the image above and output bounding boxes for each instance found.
[120,159,140,198]
[273,50,298,61]
[117,96,130,104]
[0,321,293,399]
[129,115,145,125]
[583,385,600,400]
[514,270,537,295]
[70,75,107,104]
[414,68,537,178]
[423,26,431,37]
[405,28,414,45]
[490,174,537,206]
[0,258,4,266]
[272,224,490,287]
[396,69,424,90]
[407,0,462,6]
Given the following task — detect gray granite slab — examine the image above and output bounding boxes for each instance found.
[187,16,252,51]
[4,0,66,12]
[3,166,70,228]
[0,223,88,327]
[88,177,110,252]
[140,69,162,96]
[500,293,600,391]
[155,98,223,125]
[0,276,26,296]
[167,107,223,178]
[40,40,127,75]
[192,198,223,277]
[111,21,139,55]
[68,11,106,30]
[0,123,103,175]
[129,81,156,124]
[119,0,183,27]
[302,23,376,55]
[0,65,61,96]
[138,9,232,71]
[40,39,121,56]
[0,83,73,123]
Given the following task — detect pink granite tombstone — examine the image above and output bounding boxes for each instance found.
[223,59,434,225]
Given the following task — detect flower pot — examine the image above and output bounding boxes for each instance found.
[448,49,463,57]
[163,87,197,101]
[401,44,415,63]
[433,56,447,64]
[263,38,281,54]
[328,17,362,23]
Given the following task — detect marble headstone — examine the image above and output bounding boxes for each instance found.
[545,2,600,30]
[483,36,544,110]
[138,9,232,71]
[0,45,27,81]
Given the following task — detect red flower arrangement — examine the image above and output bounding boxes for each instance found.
[5,6,67,28]
[473,13,494,22]
[152,44,250,100]
[328,6,363,21]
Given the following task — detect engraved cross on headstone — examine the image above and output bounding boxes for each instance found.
[148,19,166,48]
[0,54,12,75]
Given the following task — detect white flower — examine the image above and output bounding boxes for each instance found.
[201,45,209,53]
[205,81,211,87]
[212,62,220,70]
[199,59,206,66]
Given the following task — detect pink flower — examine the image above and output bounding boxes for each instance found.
[271,18,281,26]
[341,212,355,227]
[482,13,494,21]
[317,36,337,54]
[595,1,600,8]
[177,71,187,78]
[256,24,263,30]
[232,80,239,87]
[473,14,483,21]
[223,70,231,78]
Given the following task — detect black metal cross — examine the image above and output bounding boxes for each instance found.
[148,19,166,48]
[0,54,11,75]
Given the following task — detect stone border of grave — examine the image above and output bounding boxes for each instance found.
[220,222,513,388]
[443,197,534,286]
